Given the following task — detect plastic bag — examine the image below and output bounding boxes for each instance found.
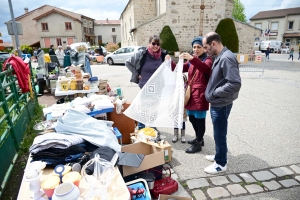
[79,154,116,200]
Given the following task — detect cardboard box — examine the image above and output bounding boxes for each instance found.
[120,142,165,177]
[159,194,193,200]
[130,132,172,163]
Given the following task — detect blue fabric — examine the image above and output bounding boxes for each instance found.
[65,153,83,162]
[85,56,92,76]
[138,53,162,89]
[186,110,207,119]
[210,103,233,166]
[191,36,203,47]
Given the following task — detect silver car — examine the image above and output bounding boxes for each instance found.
[105,46,145,65]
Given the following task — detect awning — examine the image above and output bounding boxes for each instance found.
[28,41,40,47]
[283,33,300,38]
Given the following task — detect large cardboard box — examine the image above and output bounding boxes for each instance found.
[130,132,172,163]
[159,194,193,200]
[120,142,165,177]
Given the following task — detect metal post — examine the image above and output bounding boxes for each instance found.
[8,0,22,57]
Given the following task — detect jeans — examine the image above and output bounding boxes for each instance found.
[210,103,233,166]
[266,54,269,60]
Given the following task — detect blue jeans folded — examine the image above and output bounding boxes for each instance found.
[210,103,232,166]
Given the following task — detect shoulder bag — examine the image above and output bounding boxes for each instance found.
[184,71,197,105]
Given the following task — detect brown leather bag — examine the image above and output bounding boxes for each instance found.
[184,71,197,105]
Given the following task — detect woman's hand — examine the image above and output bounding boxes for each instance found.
[165,54,171,60]
[138,75,142,79]
[180,52,193,60]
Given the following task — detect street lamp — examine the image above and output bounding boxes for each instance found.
[8,0,22,57]
[268,20,271,40]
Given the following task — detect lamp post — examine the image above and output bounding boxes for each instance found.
[268,20,271,40]
[8,0,22,57]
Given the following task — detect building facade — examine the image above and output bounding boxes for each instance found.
[94,19,121,45]
[6,5,96,49]
[120,0,261,54]
[249,7,300,51]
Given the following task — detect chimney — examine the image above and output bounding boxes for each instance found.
[106,18,108,23]
[24,7,28,14]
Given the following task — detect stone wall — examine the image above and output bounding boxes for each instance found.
[121,0,259,53]
[233,19,261,53]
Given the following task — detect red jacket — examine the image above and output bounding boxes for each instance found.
[183,55,213,111]
[3,56,31,93]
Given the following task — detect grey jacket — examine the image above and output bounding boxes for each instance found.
[125,48,168,84]
[205,47,241,107]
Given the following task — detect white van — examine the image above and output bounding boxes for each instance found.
[260,41,283,53]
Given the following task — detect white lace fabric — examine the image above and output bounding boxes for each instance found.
[124,59,184,128]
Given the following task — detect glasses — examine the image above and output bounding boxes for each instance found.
[151,42,160,46]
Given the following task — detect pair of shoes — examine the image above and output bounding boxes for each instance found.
[187,138,204,146]
[185,141,202,153]
[204,161,227,174]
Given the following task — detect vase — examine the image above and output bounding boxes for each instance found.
[52,182,80,200]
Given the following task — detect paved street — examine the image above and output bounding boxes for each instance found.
[38,53,300,199]
[90,53,300,199]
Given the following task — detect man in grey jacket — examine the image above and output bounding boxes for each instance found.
[202,32,241,174]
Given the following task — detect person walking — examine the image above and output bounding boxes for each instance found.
[176,36,213,153]
[202,32,241,174]
[126,35,174,139]
[287,48,294,61]
[265,47,270,61]
[55,46,65,67]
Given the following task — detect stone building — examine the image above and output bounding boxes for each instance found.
[120,0,261,53]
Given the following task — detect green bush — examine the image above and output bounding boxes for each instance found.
[159,26,179,52]
[42,48,50,53]
[215,18,239,53]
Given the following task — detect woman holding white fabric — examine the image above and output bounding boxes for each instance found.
[175,36,213,153]
[126,35,175,138]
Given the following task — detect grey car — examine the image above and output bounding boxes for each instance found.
[105,46,145,65]
[0,52,10,64]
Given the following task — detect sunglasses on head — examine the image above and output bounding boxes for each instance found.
[151,42,160,46]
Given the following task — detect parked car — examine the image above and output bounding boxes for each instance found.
[0,52,10,64]
[105,46,146,65]
[260,40,283,53]
[70,42,106,56]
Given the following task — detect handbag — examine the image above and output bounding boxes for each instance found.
[184,71,197,105]
[150,167,178,199]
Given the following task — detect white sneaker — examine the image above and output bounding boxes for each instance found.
[204,162,227,174]
[205,155,215,162]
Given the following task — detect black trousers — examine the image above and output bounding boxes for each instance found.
[189,115,206,142]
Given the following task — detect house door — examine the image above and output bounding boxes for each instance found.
[67,37,74,45]
[44,38,51,48]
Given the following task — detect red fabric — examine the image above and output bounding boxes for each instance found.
[183,56,213,111]
[147,46,162,59]
[3,56,31,93]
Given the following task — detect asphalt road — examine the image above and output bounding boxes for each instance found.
[90,53,300,199]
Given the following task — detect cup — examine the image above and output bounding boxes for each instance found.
[41,175,60,199]
[62,172,81,187]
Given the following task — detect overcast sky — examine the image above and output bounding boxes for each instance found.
[1,0,299,44]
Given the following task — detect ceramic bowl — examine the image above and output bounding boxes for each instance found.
[52,182,80,200]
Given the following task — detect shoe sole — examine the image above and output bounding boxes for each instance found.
[205,156,215,162]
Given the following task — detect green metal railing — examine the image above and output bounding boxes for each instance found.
[0,61,37,197]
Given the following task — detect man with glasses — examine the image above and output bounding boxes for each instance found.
[202,32,241,174]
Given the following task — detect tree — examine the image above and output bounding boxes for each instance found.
[215,18,239,53]
[159,26,179,54]
[232,0,247,22]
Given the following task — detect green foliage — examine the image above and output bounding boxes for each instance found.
[118,42,121,47]
[232,0,247,22]
[42,48,50,53]
[159,26,179,52]
[215,18,239,53]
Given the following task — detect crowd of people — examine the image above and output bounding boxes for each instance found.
[125,32,242,174]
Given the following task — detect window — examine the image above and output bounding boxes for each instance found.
[254,23,262,29]
[113,36,116,43]
[126,48,134,53]
[271,22,278,31]
[41,23,48,31]
[65,22,72,30]
[56,38,62,46]
[288,21,293,30]
[112,28,115,32]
